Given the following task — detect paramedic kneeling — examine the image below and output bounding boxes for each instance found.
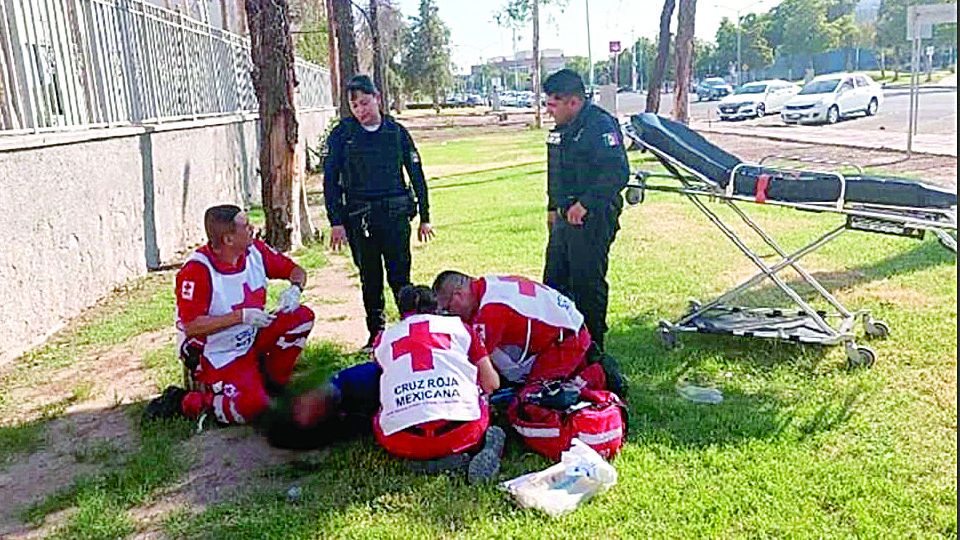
[292,286,505,482]
[144,204,314,425]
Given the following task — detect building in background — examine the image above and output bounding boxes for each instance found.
[471,49,566,91]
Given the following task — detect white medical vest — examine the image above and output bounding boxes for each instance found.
[479,276,584,331]
[478,276,584,383]
[376,314,480,436]
[179,247,268,369]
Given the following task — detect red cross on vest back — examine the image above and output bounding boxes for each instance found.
[392,321,452,372]
[500,276,541,297]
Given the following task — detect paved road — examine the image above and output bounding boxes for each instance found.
[616,87,957,134]
[615,87,957,156]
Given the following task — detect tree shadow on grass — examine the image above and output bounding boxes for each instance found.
[714,238,955,309]
[602,311,863,451]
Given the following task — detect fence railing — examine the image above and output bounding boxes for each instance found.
[0,0,332,133]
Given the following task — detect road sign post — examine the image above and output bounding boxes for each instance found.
[906,3,957,156]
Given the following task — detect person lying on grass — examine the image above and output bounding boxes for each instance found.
[284,285,506,483]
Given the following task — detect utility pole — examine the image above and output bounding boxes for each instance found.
[585,0,593,89]
[533,0,542,128]
[716,1,769,86]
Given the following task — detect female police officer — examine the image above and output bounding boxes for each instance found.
[323,75,434,350]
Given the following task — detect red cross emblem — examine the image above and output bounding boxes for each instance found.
[231,283,267,310]
[392,321,452,371]
[499,276,542,297]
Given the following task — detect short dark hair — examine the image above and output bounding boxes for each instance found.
[204,204,241,247]
[347,74,378,98]
[543,69,586,99]
[398,285,438,315]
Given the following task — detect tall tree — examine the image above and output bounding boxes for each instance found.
[245,0,302,250]
[493,1,567,128]
[370,0,385,106]
[673,0,696,124]
[769,0,831,58]
[402,0,452,109]
[646,0,676,113]
[291,0,329,64]
[714,15,773,77]
[332,0,358,117]
[357,1,406,110]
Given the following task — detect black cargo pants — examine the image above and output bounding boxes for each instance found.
[345,197,414,336]
[544,202,621,351]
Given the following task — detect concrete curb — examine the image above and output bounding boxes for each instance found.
[692,126,958,158]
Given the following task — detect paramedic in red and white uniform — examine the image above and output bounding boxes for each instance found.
[144,204,314,425]
[432,271,594,385]
[373,285,499,459]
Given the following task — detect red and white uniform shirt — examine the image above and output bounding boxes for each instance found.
[472,276,584,383]
[375,314,487,436]
[175,240,296,369]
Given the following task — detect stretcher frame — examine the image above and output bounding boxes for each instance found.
[621,121,958,369]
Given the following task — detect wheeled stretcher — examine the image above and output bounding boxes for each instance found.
[623,113,957,368]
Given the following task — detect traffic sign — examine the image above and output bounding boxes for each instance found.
[609,41,620,53]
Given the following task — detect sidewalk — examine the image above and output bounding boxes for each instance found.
[689,121,958,158]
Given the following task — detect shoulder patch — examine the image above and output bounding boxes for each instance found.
[473,323,487,343]
[602,132,620,147]
[180,280,195,300]
[546,132,561,145]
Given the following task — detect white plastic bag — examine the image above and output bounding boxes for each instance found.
[500,438,618,517]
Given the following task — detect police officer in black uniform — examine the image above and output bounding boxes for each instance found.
[542,69,629,351]
[323,75,434,349]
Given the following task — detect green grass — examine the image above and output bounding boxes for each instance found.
[860,69,955,85]
[4,128,957,538]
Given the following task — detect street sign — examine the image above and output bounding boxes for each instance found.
[926,46,935,56]
[609,41,620,53]
[907,4,956,39]
[915,3,957,23]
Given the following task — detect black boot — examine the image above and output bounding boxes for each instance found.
[362,310,384,353]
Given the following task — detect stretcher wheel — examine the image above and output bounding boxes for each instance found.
[846,346,876,370]
[864,320,890,339]
[625,186,644,205]
[687,300,702,314]
[658,325,681,350]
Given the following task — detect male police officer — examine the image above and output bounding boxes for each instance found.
[543,69,629,351]
[324,75,434,349]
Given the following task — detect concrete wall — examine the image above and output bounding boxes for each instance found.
[0,107,336,365]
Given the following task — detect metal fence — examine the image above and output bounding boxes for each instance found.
[0,0,332,133]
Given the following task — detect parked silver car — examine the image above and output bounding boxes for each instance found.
[716,80,801,120]
[781,73,883,125]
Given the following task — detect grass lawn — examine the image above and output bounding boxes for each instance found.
[2,128,956,539]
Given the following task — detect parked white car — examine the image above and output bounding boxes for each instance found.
[716,80,801,120]
[781,73,883,125]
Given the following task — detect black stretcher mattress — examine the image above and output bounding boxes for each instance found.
[630,113,958,209]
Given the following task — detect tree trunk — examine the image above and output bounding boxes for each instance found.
[646,0,675,113]
[673,0,696,124]
[333,0,358,117]
[369,0,387,111]
[532,0,541,128]
[325,0,341,110]
[245,0,300,251]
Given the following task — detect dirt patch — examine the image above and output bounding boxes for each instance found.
[0,243,367,538]
[700,132,957,190]
[302,254,367,349]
